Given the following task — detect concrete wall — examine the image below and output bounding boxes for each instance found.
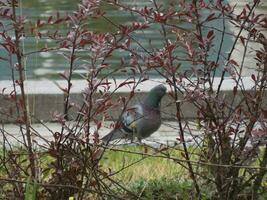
[1,78,266,123]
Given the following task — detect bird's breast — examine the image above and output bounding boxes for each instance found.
[136,107,161,138]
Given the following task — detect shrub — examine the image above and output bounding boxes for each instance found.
[0,0,266,199]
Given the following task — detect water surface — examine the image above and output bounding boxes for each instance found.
[1,0,263,80]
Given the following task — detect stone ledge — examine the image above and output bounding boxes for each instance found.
[0,77,256,94]
[0,77,266,122]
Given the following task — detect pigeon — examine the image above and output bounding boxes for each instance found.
[102,84,167,143]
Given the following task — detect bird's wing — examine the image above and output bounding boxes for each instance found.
[121,104,143,133]
[101,104,143,143]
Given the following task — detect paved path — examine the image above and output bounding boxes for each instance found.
[0,121,201,147]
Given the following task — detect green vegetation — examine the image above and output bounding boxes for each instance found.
[101,145,185,182]
[1,145,267,199]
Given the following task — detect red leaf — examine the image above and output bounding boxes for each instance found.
[54,18,63,24]
[129,90,135,99]
[143,146,148,154]
[251,74,256,81]
[253,14,263,23]
[47,16,53,24]
[253,0,258,3]
[207,30,214,39]
[216,0,222,8]
[239,36,245,46]
[97,121,102,130]
[118,81,135,88]
[229,59,239,67]
[205,13,216,22]
[3,8,10,17]
[48,148,59,157]
[36,19,44,28]
[233,86,237,96]
[199,0,207,8]
[166,43,176,53]
[121,96,126,104]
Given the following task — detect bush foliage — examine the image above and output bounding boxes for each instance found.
[0,0,267,199]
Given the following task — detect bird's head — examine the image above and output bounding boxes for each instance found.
[144,84,167,108]
[152,84,167,98]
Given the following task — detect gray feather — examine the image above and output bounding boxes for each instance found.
[101,128,131,143]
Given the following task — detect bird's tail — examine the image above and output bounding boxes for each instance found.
[101,128,128,144]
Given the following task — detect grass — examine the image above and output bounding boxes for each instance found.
[100,145,205,199]
[101,145,187,183]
